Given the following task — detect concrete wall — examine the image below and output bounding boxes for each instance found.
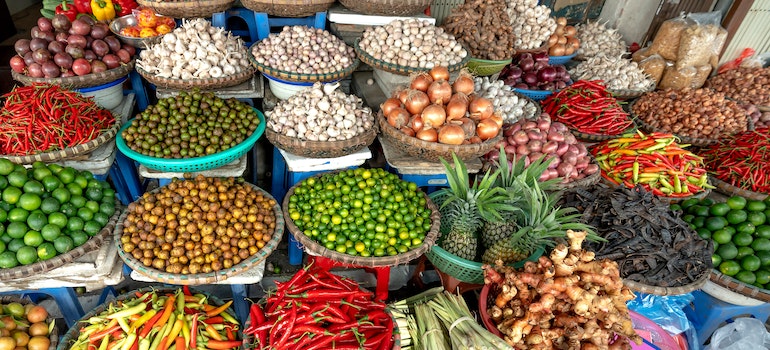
[598,0,661,45]
[5,0,41,15]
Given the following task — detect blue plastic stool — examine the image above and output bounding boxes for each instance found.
[685,290,770,346]
[1,288,85,328]
[254,11,327,40]
[212,7,260,46]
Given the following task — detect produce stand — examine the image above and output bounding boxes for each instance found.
[138,154,248,187]
[155,74,265,99]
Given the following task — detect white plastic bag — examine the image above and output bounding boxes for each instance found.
[705,317,770,350]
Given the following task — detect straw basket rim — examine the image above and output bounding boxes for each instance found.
[136,65,255,90]
[240,0,336,18]
[249,41,359,83]
[709,269,770,303]
[136,0,235,18]
[338,0,433,16]
[354,38,470,76]
[710,176,769,201]
[265,124,377,159]
[1,119,120,164]
[12,60,134,89]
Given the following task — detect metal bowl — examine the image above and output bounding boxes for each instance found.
[109,14,173,49]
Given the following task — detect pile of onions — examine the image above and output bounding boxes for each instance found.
[547,17,579,57]
[359,19,467,69]
[499,52,571,91]
[486,113,598,183]
[380,66,501,145]
[473,76,539,124]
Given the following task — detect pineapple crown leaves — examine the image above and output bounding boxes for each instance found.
[495,146,560,192]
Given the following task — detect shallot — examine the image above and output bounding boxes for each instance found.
[251,26,355,75]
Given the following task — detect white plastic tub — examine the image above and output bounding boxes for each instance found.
[264,73,342,100]
[75,76,127,110]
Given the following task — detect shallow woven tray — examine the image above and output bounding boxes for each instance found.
[266,125,377,159]
[282,170,440,268]
[136,0,234,18]
[241,0,335,17]
[0,207,121,281]
[569,124,637,142]
[709,269,770,303]
[378,112,501,162]
[12,60,134,89]
[136,66,255,90]
[116,183,283,285]
[0,295,58,350]
[622,269,709,296]
[608,83,655,100]
[711,176,768,201]
[355,38,470,76]
[1,120,120,165]
[249,42,359,83]
[339,0,432,16]
[58,286,238,350]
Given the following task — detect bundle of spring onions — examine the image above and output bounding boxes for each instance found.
[388,288,513,350]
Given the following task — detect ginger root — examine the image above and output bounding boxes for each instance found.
[484,230,644,349]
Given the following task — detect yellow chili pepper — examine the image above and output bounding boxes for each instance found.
[91,0,116,21]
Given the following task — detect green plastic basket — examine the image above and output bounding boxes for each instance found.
[116,108,265,172]
[466,57,512,77]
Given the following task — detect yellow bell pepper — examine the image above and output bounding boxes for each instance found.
[91,0,116,21]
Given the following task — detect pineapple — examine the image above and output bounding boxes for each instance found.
[436,153,512,261]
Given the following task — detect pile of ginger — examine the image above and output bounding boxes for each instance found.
[483,230,643,349]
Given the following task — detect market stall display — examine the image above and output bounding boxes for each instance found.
[541,80,635,139]
[244,262,396,349]
[499,53,571,101]
[481,230,643,348]
[136,18,255,89]
[136,0,235,18]
[569,55,655,97]
[592,131,712,199]
[241,0,334,18]
[504,0,556,50]
[473,76,540,125]
[265,82,376,158]
[117,176,282,283]
[546,17,579,64]
[0,85,119,162]
[484,114,600,186]
[109,8,176,49]
[0,296,58,350]
[338,0,432,16]
[702,129,770,199]
[9,14,135,88]
[575,20,626,60]
[61,286,241,350]
[561,185,712,293]
[631,88,750,144]
[707,67,770,108]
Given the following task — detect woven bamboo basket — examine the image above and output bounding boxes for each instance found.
[241,0,335,17]
[282,170,440,268]
[709,269,770,303]
[0,295,59,350]
[355,38,470,76]
[266,125,377,159]
[248,42,359,83]
[570,124,637,143]
[711,177,769,201]
[378,112,501,162]
[57,286,239,350]
[0,207,121,281]
[622,271,709,296]
[11,60,134,89]
[1,120,120,165]
[136,66,255,90]
[136,0,234,18]
[115,183,283,285]
[339,0,432,16]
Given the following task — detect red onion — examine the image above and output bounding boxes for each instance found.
[534,61,548,71]
[514,83,529,90]
[519,58,535,72]
[538,67,557,82]
[523,72,538,86]
[533,52,550,63]
[554,65,568,79]
[507,66,523,80]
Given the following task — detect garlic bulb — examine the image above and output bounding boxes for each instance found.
[570,54,655,91]
[474,76,539,124]
[359,19,468,69]
[576,21,627,58]
[505,0,557,50]
[251,26,356,75]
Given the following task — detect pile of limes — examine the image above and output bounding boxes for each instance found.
[672,195,770,288]
[0,158,116,269]
[286,168,433,257]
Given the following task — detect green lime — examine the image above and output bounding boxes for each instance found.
[92,212,109,227]
[77,208,94,222]
[0,251,17,268]
[73,175,89,191]
[758,251,770,266]
[6,171,28,188]
[48,212,68,229]
[47,163,62,174]
[737,246,755,259]
[60,203,76,217]
[742,255,762,271]
[37,242,56,260]
[31,167,52,182]
[26,212,47,231]
[692,216,706,228]
[752,238,770,252]
[713,229,734,244]
[0,159,14,176]
[0,234,10,244]
[727,196,748,210]
[22,180,44,195]
[682,214,695,223]
[0,176,7,191]
[101,188,115,201]
[17,193,41,211]
[2,186,22,205]
[57,168,75,185]
[748,200,768,212]
[727,210,748,225]
[681,198,700,210]
[83,221,101,236]
[758,270,770,285]
[69,231,88,247]
[719,260,742,276]
[41,175,62,193]
[99,202,115,216]
[737,222,757,235]
[53,236,73,254]
[6,238,24,252]
[31,161,45,169]
[66,217,84,232]
[40,224,60,242]
[22,231,42,247]
[0,208,6,223]
[710,203,731,216]
[15,246,36,265]
[6,222,27,239]
[705,217,728,231]
[734,233,754,247]
[670,204,682,212]
[85,200,99,214]
[717,242,739,260]
[7,207,28,222]
[39,197,60,214]
[69,195,86,209]
[85,187,103,202]
[66,183,83,196]
[696,228,712,240]
[748,211,767,226]
[702,198,716,206]
[694,205,711,217]
[712,253,723,267]
[736,270,757,284]
[756,225,770,239]
[51,187,71,204]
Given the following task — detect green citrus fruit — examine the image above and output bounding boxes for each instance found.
[2,187,22,205]
[734,233,754,246]
[69,231,88,247]
[727,210,748,225]
[742,255,762,272]
[53,236,73,254]
[40,224,60,242]
[712,254,722,267]
[0,159,15,176]
[0,251,17,268]
[748,200,768,212]
[36,242,56,260]
[66,217,84,232]
[737,246,755,259]
[57,168,75,185]
[41,175,62,193]
[22,231,43,247]
[51,187,71,204]
[17,193,41,211]
[710,203,731,216]
[713,229,734,244]
[752,238,770,252]
[736,270,757,284]
[15,246,37,265]
[6,238,24,252]
[717,242,739,260]
[31,167,52,182]
[719,260,742,276]
[757,251,770,267]
[69,195,86,209]
[83,221,101,236]
[705,217,728,231]
[39,197,60,215]
[47,212,68,229]
[66,183,82,196]
[6,171,27,189]
[756,270,770,285]
[727,196,748,210]
[26,212,47,231]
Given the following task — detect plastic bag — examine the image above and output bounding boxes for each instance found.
[627,293,693,336]
[638,54,666,84]
[705,317,770,350]
[691,64,713,88]
[659,64,696,90]
[632,47,653,63]
[649,16,693,60]
[676,23,720,69]
[718,48,756,74]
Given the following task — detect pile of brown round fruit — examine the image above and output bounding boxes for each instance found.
[120,90,260,159]
[120,176,278,274]
[0,301,52,350]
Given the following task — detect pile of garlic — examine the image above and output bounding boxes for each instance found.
[474,76,539,124]
[576,21,627,58]
[359,19,467,69]
[506,0,557,50]
[137,18,251,79]
[570,54,654,91]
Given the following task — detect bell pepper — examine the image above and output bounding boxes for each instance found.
[91,0,116,21]
[113,0,138,17]
[74,0,92,14]
[55,1,79,21]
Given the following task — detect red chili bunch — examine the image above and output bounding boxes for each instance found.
[244,263,393,350]
[541,80,633,135]
[0,84,115,156]
[702,128,770,193]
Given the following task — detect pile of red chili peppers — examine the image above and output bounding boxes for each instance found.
[542,80,634,135]
[702,128,770,193]
[0,84,115,156]
[592,131,712,197]
[244,263,393,350]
